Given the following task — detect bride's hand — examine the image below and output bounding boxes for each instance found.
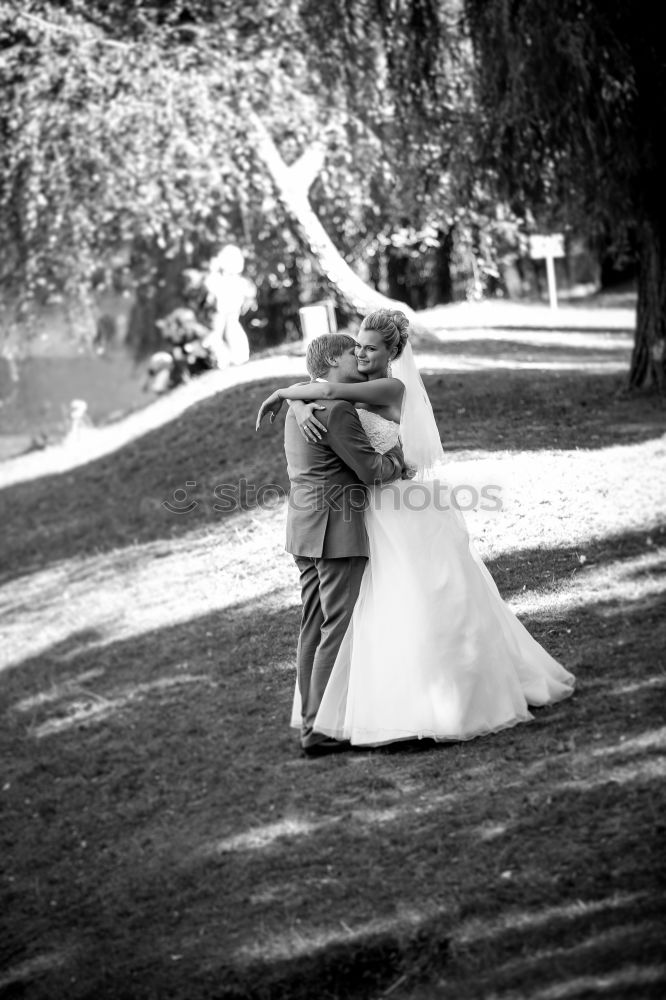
[255,392,284,430]
[292,401,327,442]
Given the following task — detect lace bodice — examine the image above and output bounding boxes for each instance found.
[357,408,400,454]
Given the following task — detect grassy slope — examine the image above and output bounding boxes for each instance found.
[1,332,666,1000]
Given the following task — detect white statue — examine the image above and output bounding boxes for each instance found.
[203,244,256,367]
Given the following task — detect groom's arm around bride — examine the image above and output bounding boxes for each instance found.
[284,398,404,558]
[284,396,404,753]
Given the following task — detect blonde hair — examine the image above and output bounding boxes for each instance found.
[306,334,357,379]
[359,309,409,359]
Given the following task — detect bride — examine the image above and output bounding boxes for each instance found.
[256,309,575,746]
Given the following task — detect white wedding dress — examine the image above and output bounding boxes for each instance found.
[290,406,575,746]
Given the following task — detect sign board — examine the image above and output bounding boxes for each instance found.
[528,234,565,260]
[528,234,565,308]
[299,300,338,343]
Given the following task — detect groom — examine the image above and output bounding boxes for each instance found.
[284,333,407,756]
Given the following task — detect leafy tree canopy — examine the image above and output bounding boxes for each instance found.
[0,0,473,321]
[462,0,666,385]
[464,0,664,229]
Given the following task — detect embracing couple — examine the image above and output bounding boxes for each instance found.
[257,310,575,757]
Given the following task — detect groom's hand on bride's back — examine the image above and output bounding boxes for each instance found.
[383,442,408,481]
[384,443,416,480]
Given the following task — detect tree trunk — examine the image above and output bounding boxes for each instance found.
[250,116,417,322]
[629,217,666,390]
[386,247,409,304]
[434,226,455,304]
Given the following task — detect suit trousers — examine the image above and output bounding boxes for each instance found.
[293,555,367,747]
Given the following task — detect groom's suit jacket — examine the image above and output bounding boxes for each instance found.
[284,400,404,558]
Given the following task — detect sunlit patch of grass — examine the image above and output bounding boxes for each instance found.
[523,965,666,1000]
[0,947,78,994]
[455,890,650,944]
[611,675,666,697]
[0,504,292,677]
[508,546,666,617]
[206,816,338,855]
[588,726,666,757]
[12,667,106,712]
[484,925,664,984]
[234,904,435,962]
[30,674,216,739]
[553,755,666,790]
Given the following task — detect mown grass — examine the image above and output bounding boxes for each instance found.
[1,326,665,999]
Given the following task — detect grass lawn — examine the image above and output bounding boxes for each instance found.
[1,317,665,999]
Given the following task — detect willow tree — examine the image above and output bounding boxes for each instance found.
[0,0,473,353]
[463,0,666,389]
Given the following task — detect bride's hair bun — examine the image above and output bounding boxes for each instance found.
[360,308,410,359]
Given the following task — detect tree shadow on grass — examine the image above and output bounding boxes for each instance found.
[1,368,664,588]
[484,526,665,599]
[2,538,665,998]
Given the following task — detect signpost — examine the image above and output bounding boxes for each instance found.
[299,299,337,343]
[528,233,565,309]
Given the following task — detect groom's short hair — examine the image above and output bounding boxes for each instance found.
[306,334,357,379]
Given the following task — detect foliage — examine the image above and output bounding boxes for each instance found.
[461,0,666,386]
[8,1,647,355]
[0,3,274,303]
[0,1,483,342]
[463,1,663,229]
